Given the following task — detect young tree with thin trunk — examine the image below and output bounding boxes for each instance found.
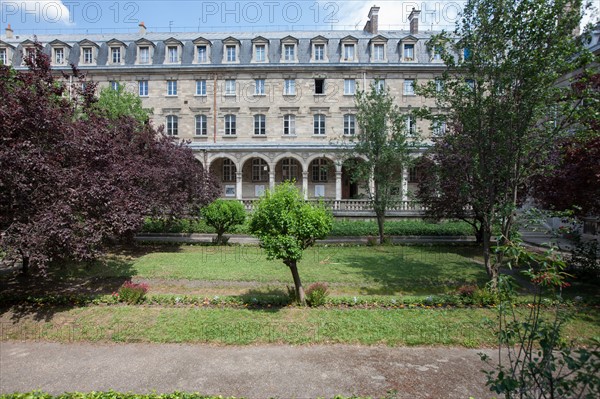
[248,182,333,305]
[347,85,418,244]
[417,0,593,285]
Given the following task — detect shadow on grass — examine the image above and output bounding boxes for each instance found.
[239,288,292,311]
[323,244,489,295]
[0,243,185,322]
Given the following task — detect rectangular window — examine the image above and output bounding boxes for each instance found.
[406,115,416,134]
[167,80,177,96]
[466,79,475,90]
[314,79,325,95]
[433,46,442,60]
[435,78,444,92]
[224,114,236,135]
[139,46,149,63]
[166,115,178,136]
[375,79,385,93]
[197,45,207,62]
[255,79,265,95]
[403,44,414,60]
[311,159,328,182]
[82,47,93,64]
[314,114,326,135]
[138,80,148,96]
[314,44,324,60]
[196,80,207,96]
[110,81,119,91]
[225,79,236,96]
[168,46,178,63]
[343,44,355,60]
[255,45,265,61]
[282,159,298,180]
[343,114,356,135]
[111,47,121,64]
[373,44,384,61]
[284,79,296,95]
[195,115,207,136]
[222,159,235,182]
[226,45,236,62]
[254,114,266,135]
[283,114,295,135]
[409,167,420,183]
[0,48,7,65]
[344,79,356,95]
[252,159,268,182]
[54,48,64,64]
[463,48,471,60]
[432,120,446,135]
[284,44,295,61]
[404,79,415,95]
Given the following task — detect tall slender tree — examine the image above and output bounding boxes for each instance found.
[416,0,593,285]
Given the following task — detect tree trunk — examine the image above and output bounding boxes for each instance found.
[376,213,385,244]
[288,260,306,305]
[482,225,498,290]
[475,225,483,244]
[21,254,30,275]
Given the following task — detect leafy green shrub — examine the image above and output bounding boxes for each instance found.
[305,282,329,307]
[569,239,600,281]
[330,220,473,237]
[201,199,247,245]
[116,281,149,304]
[472,287,497,307]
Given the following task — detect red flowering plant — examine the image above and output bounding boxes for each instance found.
[117,281,149,304]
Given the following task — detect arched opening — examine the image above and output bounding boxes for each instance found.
[307,157,335,198]
[241,157,270,198]
[209,157,238,198]
[341,158,367,199]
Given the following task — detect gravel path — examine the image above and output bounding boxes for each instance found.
[0,342,497,398]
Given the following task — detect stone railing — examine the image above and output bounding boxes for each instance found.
[237,198,427,216]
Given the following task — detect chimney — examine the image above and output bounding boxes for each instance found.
[408,8,421,34]
[5,24,14,39]
[363,6,380,34]
[138,21,147,35]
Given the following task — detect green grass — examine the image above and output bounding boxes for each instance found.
[58,245,486,295]
[2,306,597,347]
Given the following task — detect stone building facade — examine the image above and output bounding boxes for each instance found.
[1,7,447,206]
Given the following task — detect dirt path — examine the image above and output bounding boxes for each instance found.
[0,341,498,398]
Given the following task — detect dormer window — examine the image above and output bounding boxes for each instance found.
[226,45,236,62]
[340,36,358,62]
[280,36,298,63]
[251,37,269,63]
[54,48,64,64]
[111,47,121,63]
[369,35,388,63]
[168,46,178,63]
[402,43,415,61]
[344,44,355,61]
[432,45,442,61]
[82,47,93,64]
[139,46,150,63]
[164,38,183,64]
[193,37,212,64]
[0,42,14,66]
[222,37,241,63]
[78,40,99,66]
[21,43,36,65]
[134,39,155,65]
[310,36,329,62]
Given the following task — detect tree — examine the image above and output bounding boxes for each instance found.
[92,82,152,124]
[0,45,219,273]
[530,72,600,217]
[416,0,592,285]
[347,85,417,244]
[248,182,333,305]
[201,199,246,245]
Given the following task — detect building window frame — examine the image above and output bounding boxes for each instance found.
[344,79,356,95]
[311,159,329,182]
[54,48,65,65]
[223,159,236,182]
[196,79,207,96]
[225,79,236,96]
[343,114,356,135]
[314,79,325,95]
[254,114,266,135]
[166,80,178,96]
[224,114,236,135]
[195,115,208,136]
[343,43,355,61]
[284,79,296,96]
[167,45,179,63]
[313,114,326,135]
[110,47,121,64]
[403,79,415,95]
[282,158,299,181]
[166,115,178,136]
[252,158,269,182]
[402,43,415,62]
[138,80,148,97]
[283,114,296,135]
[255,79,265,96]
[226,45,237,62]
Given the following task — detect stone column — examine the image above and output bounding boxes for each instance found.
[269,169,275,190]
[402,168,409,201]
[235,171,243,200]
[302,171,309,200]
[335,164,342,201]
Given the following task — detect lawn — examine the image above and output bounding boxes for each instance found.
[1,306,597,347]
[54,245,487,295]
